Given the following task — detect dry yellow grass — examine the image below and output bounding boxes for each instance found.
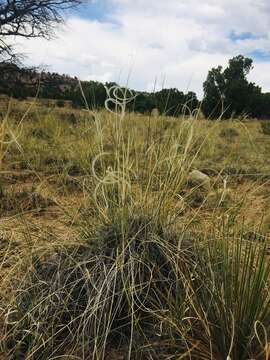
[0,97,270,359]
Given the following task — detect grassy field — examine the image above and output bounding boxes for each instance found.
[1,94,270,359]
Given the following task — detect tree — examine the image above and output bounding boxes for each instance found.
[132,93,155,114]
[0,0,83,62]
[202,65,226,118]
[224,55,253,81]
[153,88,198,117]
[0,61,201,117]
[223,55,255,117]
[183,91,199,115]
[202,55,259,119]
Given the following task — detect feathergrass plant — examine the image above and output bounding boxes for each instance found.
[1,87,270,359]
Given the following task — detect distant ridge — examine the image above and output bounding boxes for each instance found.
[0,62,199,115]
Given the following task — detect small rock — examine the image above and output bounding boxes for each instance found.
[188,170,211,190]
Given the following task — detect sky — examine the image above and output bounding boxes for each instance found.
[14,0,270,98]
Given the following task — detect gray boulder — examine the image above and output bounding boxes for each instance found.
[188,170,211,190]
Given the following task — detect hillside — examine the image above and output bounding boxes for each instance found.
[0,62,199,115]
[0,62,79,100]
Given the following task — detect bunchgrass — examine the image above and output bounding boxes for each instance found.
[0,87,270,359]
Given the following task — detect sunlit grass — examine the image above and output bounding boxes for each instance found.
[0,89,270,359]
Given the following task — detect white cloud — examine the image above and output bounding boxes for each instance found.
[85,71,113,83]
[14,0,270,97]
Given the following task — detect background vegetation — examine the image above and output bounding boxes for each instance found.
[2,54,270,119]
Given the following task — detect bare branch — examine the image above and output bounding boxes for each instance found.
[0,0,84,62]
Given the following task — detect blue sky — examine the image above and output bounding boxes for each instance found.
[229,31,262,42]
[249,50,270,62]
[16,0,270,97]
[71,1,113,22]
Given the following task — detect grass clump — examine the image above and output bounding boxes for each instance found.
[2,215,195,359]
[3,216,270,359]
[261,121,270,135]
[0,189,55,215]
[176,227,270,360]
[219,127,239,141]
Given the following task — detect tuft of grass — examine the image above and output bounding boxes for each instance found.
[219,127,240,141]
[164,220,270,359]
[261,121,270,136]
[2,216,195,359]
[3,216,270,359]
[0,189,55,215]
